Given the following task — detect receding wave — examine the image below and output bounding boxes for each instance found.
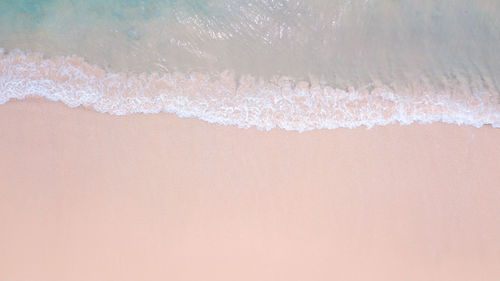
[1,49,499,131]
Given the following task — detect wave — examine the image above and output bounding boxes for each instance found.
[1,49,499,131]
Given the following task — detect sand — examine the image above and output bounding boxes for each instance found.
[1,98,500,281]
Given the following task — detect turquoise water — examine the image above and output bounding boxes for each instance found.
[1,0,499,130]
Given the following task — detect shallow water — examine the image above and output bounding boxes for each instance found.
[1,0,499,130]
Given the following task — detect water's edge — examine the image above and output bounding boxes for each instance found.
[1,49,499,132]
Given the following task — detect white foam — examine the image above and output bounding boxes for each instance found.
[1,49,499,131]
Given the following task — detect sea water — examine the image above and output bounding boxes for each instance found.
[0,0,499,131]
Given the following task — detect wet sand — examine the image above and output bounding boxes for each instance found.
[1,98,500,281]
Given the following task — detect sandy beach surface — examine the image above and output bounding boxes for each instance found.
[1,98,500,281]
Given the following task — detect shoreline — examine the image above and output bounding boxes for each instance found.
[2,49,499,131]
[1,98,499,280]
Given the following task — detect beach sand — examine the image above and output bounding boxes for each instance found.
[1,98,500,281]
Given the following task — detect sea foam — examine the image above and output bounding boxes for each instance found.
[1,49,499,132]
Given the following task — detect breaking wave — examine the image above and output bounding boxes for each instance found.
[1,49,499,131]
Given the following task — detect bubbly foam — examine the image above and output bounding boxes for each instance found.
[1,49,499,131]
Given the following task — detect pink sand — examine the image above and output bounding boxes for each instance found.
[1,98,500,281]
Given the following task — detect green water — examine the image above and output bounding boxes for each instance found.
[1,0,499,92]
[1,0,499,130]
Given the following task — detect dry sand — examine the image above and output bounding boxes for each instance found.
[1,98,500,281]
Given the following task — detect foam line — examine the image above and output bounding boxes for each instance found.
[1,49,499,131]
